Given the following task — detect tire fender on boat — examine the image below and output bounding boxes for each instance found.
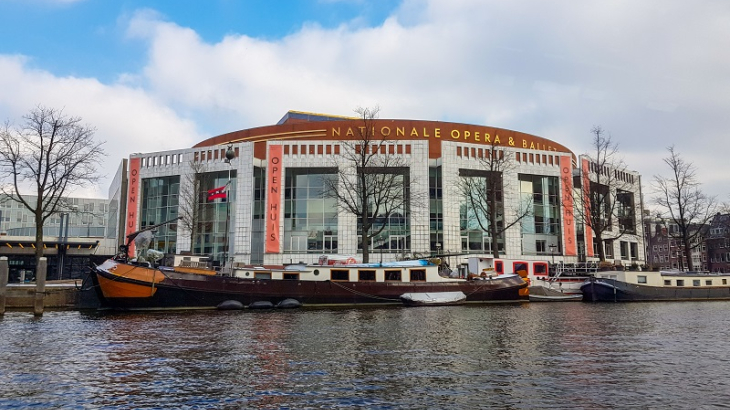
[217,300,245,310]
[276,298,302,309]
[248,301,275,309]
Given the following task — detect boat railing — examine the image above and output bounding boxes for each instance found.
[178,260,210,269]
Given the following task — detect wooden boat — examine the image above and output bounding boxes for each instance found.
[581,270,730,302]
[399,291,467,306]
[92,258,527,310]
[91,222,527,310]
[527,285,583,302]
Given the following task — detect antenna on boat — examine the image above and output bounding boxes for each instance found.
[119,217,182,261]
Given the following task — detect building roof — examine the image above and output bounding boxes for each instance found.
[276,110,357,125]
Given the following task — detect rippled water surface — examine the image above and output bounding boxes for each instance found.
[2,302,730,409]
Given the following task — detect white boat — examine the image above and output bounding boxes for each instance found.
[399,291,467,306]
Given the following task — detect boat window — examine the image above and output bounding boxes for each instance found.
[513,262,529,276]
[359,270,376,281]
[313,269,320,276]
[495,261,504,274]
[664,280,671,286]
[410,269,426,282]
[637,275,647,284]
[331,269,349,281]
[385,270,402,281]
[706,280,713,286]
[255,272,272,280]
[693,280,700,286]
[534,263,548,276]
[676,279,684,286]
[724,279,728,285]
[283,273,299,280]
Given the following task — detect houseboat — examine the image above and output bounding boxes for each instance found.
[92,254,528,310]
[581,270,730,302]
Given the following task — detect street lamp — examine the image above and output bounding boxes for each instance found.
[222,145,235,269]
[549,243,557,265]
[57,212,69,280]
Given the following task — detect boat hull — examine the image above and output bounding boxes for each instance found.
[527,285,583,302]
[93,262,527,310]
[581,278,730,302]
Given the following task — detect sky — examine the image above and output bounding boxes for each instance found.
[1,0,729,205]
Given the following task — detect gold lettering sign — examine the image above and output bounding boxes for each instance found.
[328,125,560,152]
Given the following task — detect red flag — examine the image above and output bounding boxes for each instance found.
[207,185,227,201]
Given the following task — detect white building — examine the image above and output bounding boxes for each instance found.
[107,111,646,269]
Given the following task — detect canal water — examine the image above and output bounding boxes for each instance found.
[2,302,730,409]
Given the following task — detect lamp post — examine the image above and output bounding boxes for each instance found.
[223,145,235,269]
[549,243,557,268]
[57,212,69,280]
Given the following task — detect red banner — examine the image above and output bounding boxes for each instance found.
[560,156,577,256]
[266,145,282,253]
[207,185,227,201]
[125,157,141,257]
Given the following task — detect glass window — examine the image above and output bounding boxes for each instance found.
[359,270,376,281]
[410,269,426,282]
[637,275,647,284]
[385,270,402,281]
[331,270,349,281]
[283,168,338,253]
[141,175,181,255]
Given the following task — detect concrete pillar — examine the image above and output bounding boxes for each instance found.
[0,257,8,315]
[33,257,47,316]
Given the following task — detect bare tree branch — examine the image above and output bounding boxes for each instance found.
[323,106,426,262]
[569,126,635,261]
[178,159,208,250]
[653,145,717,270]
[457,142,531,258]
[0,105,106,269]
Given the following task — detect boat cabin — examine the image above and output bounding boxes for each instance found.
[593,270,730,288]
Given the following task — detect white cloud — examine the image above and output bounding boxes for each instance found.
[2,0,729,202]
[0,55,204,198]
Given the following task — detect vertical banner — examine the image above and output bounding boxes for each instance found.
[266,145,282,253]
[125,157,141,257]
[582,158,594,257]
[560,156,577,256]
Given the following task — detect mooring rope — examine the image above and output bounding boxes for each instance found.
[326,280,401,301]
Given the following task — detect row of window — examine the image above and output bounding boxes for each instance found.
[588,161,636,184]
[193,147,239,163]
[142,153,184,168]
[647,277,729,286]
[249,268,428,282]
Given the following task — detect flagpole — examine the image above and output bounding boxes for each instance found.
[223,145,235,270]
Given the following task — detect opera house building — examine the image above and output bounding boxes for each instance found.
[108,111,645,268]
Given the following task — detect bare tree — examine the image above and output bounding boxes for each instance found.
[324,106,425,263]
[654,145,717,271]
[571,126,635,262]
[178,159,208,251]
[458,142,531,258]
[0,106,106,270]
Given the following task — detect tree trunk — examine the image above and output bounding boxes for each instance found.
[594,234,606,261]
[489,187,501,259]
[361,230,370,263]
[684,237,694,271]
[34,211,44,277]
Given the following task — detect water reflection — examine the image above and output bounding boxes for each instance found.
[2,303,730,409]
